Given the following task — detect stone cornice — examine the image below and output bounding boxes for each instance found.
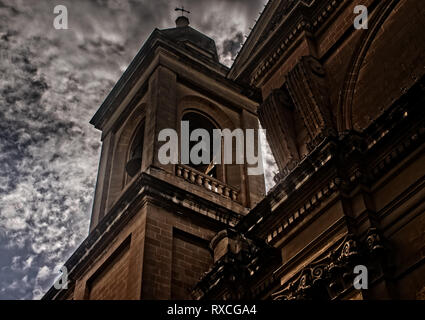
[229,0,344,86]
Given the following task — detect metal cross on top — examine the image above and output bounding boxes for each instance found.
[175,6,191,17]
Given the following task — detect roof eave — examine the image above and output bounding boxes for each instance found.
[89,29,162,130]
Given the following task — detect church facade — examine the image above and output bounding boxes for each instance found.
[44,0,425,300]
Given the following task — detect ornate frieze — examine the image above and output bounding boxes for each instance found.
[272,230,385,300]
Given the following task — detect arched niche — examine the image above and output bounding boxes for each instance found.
[181,111,222,180]
[125,120,145,179]
[177,95,235,130]
[107,102,146,209]
[177,96,244,195]
[338,0,425,132]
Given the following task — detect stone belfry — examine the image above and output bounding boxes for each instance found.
[44,13,264,300]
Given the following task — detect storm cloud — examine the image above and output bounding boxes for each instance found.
[222,31,244,61]
[0,0,274,300]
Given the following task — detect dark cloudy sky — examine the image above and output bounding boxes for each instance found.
[0,0,276,300]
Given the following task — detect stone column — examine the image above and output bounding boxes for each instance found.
[143,66,177,174]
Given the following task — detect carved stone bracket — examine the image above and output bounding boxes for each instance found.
[366,228,385,255]
[192,229,280,300]
[272,229,386,300]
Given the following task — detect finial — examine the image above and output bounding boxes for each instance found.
[175,6,190,27]
[175,6,191,17]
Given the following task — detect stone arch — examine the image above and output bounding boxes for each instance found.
[337,0,424,131]
[181,109,221,132]
[107,102,146,209]
[181,111,221,179]
[177,95,244,196]
[177,95,236,130]
[124,119,145,180]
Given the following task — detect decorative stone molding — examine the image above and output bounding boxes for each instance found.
[266,175,339,244]
[192,229,280,300]
[249,0,344,86]
[272,230,385,300]
[365,228,385,255]
[209,229,248,263]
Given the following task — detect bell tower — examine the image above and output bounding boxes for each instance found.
[46,13,265,300]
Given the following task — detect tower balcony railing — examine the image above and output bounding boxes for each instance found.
[175,164,239,202]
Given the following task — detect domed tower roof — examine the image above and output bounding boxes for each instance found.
[160,16,219,62]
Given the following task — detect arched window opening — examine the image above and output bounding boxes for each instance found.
[125,121,145,178]
[182,112,220,179]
